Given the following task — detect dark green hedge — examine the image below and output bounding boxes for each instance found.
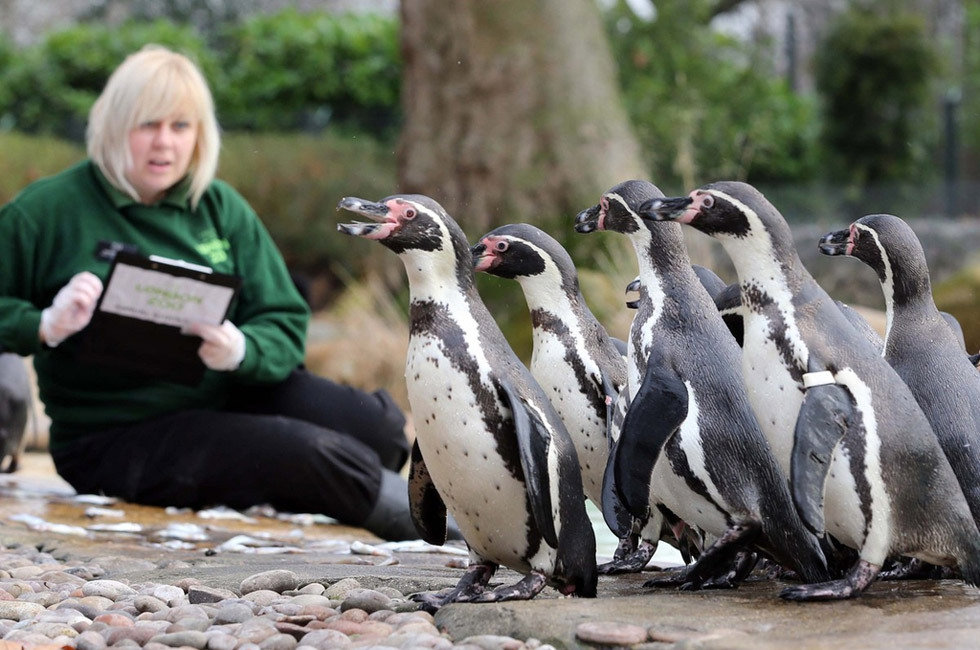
[0,10,400,140]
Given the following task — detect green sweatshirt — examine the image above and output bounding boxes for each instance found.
[0,160,310,449]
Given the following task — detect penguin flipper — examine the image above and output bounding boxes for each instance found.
[593,371,620,447]
[499,379,559,548]
[600,438,634,538]
[714,284,744,346]
[611,337,628,356]
[408,441,448,546]
[613,360,688,519]
[790,381,855,535]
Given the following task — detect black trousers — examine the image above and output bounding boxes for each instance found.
[51,369,409,526]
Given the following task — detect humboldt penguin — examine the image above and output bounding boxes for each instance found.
[470,223,625,509]
[575,179,829,589]
[337,195,597,610]
[0,353,30,473]
[819,214,980,527]
[643,181,980,600]
[471,223,637,572]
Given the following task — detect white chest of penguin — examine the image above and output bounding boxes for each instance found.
[404,303,553,571]
[740,314,872,551]
[530,328,607,504]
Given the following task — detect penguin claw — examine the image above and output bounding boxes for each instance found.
[597,540,657,574]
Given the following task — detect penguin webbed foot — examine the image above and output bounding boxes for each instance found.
[465,572,548,603]
[598,539,657,575]
[759,557,801,582]
[646,522,759,591]
[878,557,949,581]
[409,561,496,612]
[642,565,690,589]
[645,551,758,591]
[779,559,880,601]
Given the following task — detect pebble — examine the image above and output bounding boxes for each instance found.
[0,546,547,650]
[576,620,650,646]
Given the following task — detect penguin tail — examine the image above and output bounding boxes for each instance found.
[958,538,980,588]
[760,511,831,583]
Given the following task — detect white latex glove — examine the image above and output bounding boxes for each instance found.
[183,319,246,371]
[39,272,104,347]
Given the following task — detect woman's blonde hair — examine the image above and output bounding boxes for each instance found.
[86,44,220,208]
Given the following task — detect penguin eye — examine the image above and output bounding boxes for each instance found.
[701,194,714,209]
[494,241,509,253]
[404,208,417,220]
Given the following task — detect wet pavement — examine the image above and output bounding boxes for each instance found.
[2,452,980,649]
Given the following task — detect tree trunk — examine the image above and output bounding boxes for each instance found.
[397,0,647,230]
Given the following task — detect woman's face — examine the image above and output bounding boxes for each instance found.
[127,110,198,204]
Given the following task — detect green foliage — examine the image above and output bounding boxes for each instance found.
[0,132,85,203]
[215,9,400,134]
[0,11,400,140]
[603,0,820,191]
[813,7,939,187]
[217,130,398,285]
[0,21,215,139]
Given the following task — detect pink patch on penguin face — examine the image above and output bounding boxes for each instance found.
[846,224,859,255]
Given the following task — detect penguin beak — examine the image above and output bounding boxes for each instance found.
[336,197,397,239]
[638,196,694,221]
[818,229,851,256]
[625,278,641,310]
[470,241,495,272]
[574,205,601,233]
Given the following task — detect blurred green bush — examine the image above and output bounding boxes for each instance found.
[0,10,399,140]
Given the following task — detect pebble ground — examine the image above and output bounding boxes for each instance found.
[0,544,562,650]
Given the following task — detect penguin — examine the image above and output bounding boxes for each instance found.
[337,194,597,610]
[642,181,980,600]
[574,179,829,589]
[470,223,625,511]
[819,214,980,528]
[469,223,659,573]
[0,353,31,473]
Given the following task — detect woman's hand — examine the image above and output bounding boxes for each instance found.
[183,319,246,371]
[39,272,104,347]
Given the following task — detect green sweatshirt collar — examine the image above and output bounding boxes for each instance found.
[91,162,192,210]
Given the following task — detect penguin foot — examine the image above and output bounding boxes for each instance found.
[409,561,496,612]
[878,557,948,581]
[759,558,800,581]
[598,540,657,574]
[779,559,880,601]
[463,572,548,603]
[641,566,690,588]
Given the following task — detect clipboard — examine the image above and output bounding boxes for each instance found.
[76,251,242,385]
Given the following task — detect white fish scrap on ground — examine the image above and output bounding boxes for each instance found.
[196,506,258,523]
[154,539,197,550]
[72,494,118,506]
[376,540,470,556]
[211,534,306,554]
[86,522,143,533]
[84,506,125,518]
[156,522,209,541]
[9,513,88,536]
[304,539,355,553]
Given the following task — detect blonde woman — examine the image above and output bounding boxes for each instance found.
[0,45,426,541]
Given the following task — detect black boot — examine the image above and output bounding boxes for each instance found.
[361,469,464,542]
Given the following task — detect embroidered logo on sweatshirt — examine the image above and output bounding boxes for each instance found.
[195,234,231,265]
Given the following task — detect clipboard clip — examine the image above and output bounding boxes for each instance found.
[148,255,213,274]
